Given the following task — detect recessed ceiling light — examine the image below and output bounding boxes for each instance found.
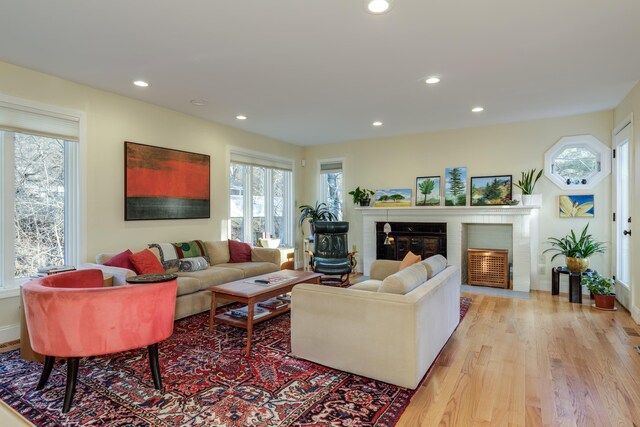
[471,106,484,113]
[236,115,247,120]
[190,99,207,106]
[366,0,392,14]
[133,80,149,87]
[425,76,441,85]
[372,121,383,127]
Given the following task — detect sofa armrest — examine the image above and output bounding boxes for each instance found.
[369,259,401,280]
[78,263,136,286]
[251,247,280,266]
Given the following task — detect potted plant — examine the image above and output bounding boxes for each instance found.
[544,223,606,272]
[514,168,543,206]
[348,187,375,206]
[298,202,337,236]
[582,274,616,310]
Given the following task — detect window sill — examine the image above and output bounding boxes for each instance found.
[0,287,20,300]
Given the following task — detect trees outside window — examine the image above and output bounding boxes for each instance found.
[319,160,343,220]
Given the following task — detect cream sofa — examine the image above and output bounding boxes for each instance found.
[84,240,280,319]
[290,255,460,389]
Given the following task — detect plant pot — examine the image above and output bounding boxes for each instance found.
[359,199,371,207]
[566,256,589,273]
[521,194,542,206]
[593,294,615,310]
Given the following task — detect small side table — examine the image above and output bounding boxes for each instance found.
[551,267,597,304]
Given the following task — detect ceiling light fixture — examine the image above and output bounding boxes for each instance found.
[372,121,383,127]
[133,80,149,87]
[236,115,247,120]
[425,76,440,85]
[471,106,484,113]
[190,99,207,106]
[366,0,392,14]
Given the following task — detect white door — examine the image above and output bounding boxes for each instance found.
[613,120,632,291]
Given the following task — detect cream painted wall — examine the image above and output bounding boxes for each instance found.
[614,80,640,323]
[0,61,304,335]
[303,111,614,291]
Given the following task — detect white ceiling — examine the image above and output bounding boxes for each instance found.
[1,0,639,146]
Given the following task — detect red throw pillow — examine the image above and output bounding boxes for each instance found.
[103,249,135,271]
[228,240,252,263]
[129,249,165,274]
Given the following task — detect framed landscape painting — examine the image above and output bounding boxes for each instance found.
[559,194,594,217]
[470,175,512,206]
[444,167,467,206]
[373,189,412,207]
[416,176,441,206]
[125,142,210,220]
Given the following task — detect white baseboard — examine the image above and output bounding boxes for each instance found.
[0,324,19,344]
[631,306,640,325]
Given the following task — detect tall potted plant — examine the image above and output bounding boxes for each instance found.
[514,168,543,206]
[583,274,616,310]
[544,223,605,272]
[298,202,337,237]
[348,187,375,206]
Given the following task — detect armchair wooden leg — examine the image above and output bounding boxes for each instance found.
[62,357,79,413]
[148,343,162,390]
[36,355,56,390]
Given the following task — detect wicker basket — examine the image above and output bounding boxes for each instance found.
[467,248,509,288]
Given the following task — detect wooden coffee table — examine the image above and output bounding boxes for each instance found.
[209,270,322,355]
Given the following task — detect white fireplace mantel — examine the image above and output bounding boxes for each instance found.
[356,205,540,292]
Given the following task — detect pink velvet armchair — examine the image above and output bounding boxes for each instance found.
[22,269,177,413]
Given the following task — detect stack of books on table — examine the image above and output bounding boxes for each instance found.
[226,305,271,320]
[34,265,76,277]
[258,298,288,310]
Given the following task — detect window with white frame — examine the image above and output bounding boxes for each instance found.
[0,99,81,288]
[229,151,293,247]
[544,135,611,190]
[319,160,343,220]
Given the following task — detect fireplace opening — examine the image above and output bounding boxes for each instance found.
[376,222,447,261]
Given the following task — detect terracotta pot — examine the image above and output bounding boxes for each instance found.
[594,294,615,310]
[566,256,589,273]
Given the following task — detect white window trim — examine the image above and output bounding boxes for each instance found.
[0,94,87,289]
[318,157,345,220]
[544,134,611,190]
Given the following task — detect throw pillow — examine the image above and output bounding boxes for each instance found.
[172,240,210,263]
[178,256,209,272]
[421,254,448,279]
[228,239,252,263]
[129,249,165,275]
[103,249,135,271]
[399,251,421,270]
[148,243,179,272]
[378,263,428,295]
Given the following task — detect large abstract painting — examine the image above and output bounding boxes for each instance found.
[125,142,210,220]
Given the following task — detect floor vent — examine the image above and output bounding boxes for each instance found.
[0,339,20,353]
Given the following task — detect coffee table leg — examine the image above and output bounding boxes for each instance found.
[209,292,217,331]
[245,300,254,356]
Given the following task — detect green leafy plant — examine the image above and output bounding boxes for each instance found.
[582,274,615,296]
[298,202,337,228]
[543,223,606,260]
[514,168,543,195]
[348,187,375,204]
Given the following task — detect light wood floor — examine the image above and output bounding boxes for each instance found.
[397,291,640,427]
[2,290,639,426]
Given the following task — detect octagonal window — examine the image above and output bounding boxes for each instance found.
[544,135,611,190]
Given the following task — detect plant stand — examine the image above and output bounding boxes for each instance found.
[551,266,597,304]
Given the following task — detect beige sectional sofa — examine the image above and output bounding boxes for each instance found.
[84,240,280,319]
[290,255,461,389]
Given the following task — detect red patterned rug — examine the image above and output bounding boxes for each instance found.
[0,297,471,426]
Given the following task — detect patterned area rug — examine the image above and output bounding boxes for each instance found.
[0,297,472,426]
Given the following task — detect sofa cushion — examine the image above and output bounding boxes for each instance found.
[378,263,428,295]
[103,249,135,271]
[129,249,165,274]
[205,241,230,265]
[421,255,448,279]
[176,277,202,297]
[215,262,279,278]
[229,240,252,263]
[349,280,383,292]
[178,256,209,272]
[148,243,179,272]
[176,266,244,290]
[399,251,421,270]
